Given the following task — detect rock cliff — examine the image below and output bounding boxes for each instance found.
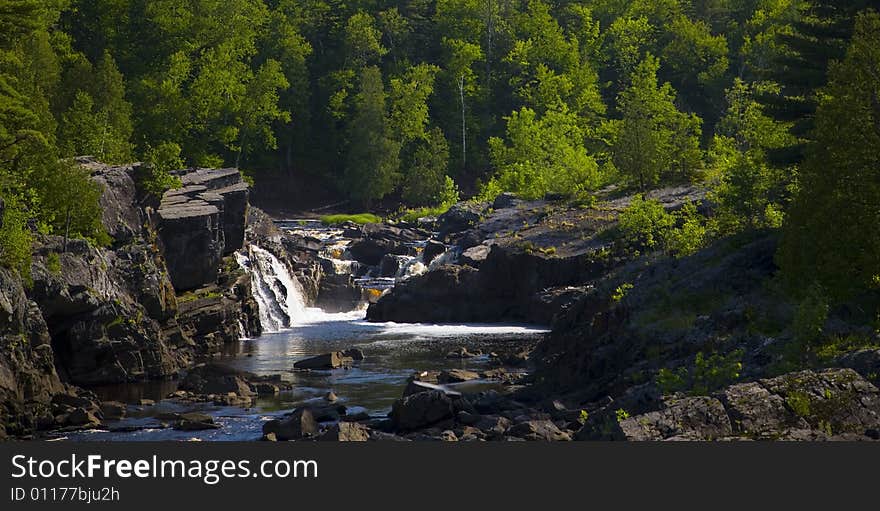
[0,159,261,437]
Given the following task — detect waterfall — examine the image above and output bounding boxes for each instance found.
[396,257,427,280]
[236,245,307,332]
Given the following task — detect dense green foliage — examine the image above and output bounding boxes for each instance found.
[0,0,877,320]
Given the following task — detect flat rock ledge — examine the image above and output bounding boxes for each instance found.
[157,168,249,291]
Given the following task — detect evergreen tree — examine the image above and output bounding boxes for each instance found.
[344,66,400,207]
[778,11,880,301]
[612,55,702,190]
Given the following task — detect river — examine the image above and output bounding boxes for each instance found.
[60,220,548,441]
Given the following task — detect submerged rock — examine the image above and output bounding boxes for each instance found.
[179,364,255,396]
[100,401,127,421]
[294,352,354,370]
[174,413,220,431]
[438,369,480,384]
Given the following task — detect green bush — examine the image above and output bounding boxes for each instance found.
[618,197,708,258]
[665,202,708,257]
[617,195,675,251]
[31,160,110,247]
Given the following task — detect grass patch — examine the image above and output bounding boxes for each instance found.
[178,290,223,304]
[46,252,62,275]
[320,213,382,225]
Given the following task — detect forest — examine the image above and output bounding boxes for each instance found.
[1,0,879,313]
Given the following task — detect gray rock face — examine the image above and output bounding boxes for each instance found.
[29,238,179,385]
[85,160,143,245]
[578,368,880,441]
[616,397,734,441]
[157,168,249,291]
[367,243,599,324]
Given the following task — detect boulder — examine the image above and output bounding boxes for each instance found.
[718,382,804,437]
[100,401,127,421]
[379,254,410,277]
[342,348,365,361]
[319,422,371,442]
[179,364,255,396]
[316,274,363,313]
[254,383,280,396]
[66,407,101,427]
[507,420,571,441]
[438,369,480,384]
[390,390,457,431]
[446,347,479,359]
[492,193,520,210]
[402,380,462,398]
[174,413,219,431]
[459,244,491,267]
[263,408,318,440]
[294,352,354,370]
[437,202,486,235]
[422,240,447,266]
[616,397,733,441]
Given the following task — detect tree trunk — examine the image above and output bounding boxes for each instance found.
[459,75,467,173]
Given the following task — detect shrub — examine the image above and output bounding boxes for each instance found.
[618,197,708,258]
[664,202,707,257]
[617,195,675,251]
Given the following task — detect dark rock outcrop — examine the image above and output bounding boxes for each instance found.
[368,244,601,324]
[29,238,180,385]
[346,224,424,266]
[0,267,64,436]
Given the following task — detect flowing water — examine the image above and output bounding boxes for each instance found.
[63,221,548,441]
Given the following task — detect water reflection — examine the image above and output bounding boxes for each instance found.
[66,310,548,442]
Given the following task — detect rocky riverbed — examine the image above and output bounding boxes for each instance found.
[2,162,878,442]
